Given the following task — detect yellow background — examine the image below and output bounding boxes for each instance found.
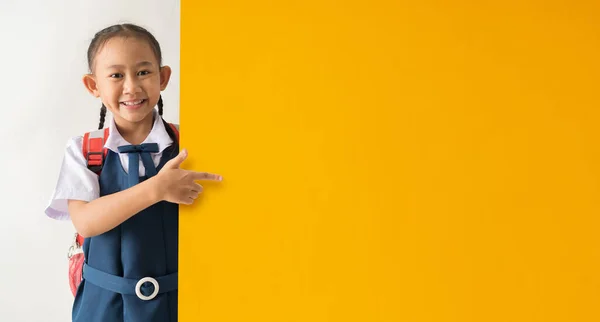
[180,1,600,321]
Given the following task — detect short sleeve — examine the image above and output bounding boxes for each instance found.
[44,136,100,221]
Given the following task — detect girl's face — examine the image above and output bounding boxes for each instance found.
[83,36,171,129]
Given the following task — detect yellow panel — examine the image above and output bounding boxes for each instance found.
[180,1,600,321]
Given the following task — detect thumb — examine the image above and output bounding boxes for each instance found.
[164,149,187,169]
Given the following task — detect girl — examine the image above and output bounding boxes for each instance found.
[45,23,222,322]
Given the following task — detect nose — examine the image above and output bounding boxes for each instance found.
[123,75,142,94]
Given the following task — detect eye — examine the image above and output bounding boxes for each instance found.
[138,70,151,76]
[110,73,123,78]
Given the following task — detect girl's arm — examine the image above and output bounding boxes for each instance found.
[69,149,222,238]
[68,176,161,238]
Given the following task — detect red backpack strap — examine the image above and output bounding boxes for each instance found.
[82,128,110,175]
[168,123,179,142]
[74,128,110,246]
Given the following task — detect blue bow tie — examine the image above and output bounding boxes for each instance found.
[117,143,159,187]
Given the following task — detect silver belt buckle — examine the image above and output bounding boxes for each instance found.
[135,277,159,300]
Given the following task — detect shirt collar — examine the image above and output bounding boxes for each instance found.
[104,108,174,153]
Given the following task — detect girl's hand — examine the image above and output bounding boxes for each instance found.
[154,149,222,205]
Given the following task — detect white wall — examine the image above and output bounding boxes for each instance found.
[0,1,180,320]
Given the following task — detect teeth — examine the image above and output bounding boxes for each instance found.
[123,99,143,106]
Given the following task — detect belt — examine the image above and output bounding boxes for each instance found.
[82,263,178,301]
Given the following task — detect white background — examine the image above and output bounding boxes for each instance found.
[0,1,180,321]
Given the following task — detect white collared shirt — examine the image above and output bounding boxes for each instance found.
[45,109,176,221]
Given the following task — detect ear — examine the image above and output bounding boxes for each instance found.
[82,74,100,97]
[159,66,172,91]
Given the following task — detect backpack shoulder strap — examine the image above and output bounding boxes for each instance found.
[82,128,110,175]
[168,123,180,142]
[74,128,109,247]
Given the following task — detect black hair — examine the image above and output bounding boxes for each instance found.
[87,23,178,148]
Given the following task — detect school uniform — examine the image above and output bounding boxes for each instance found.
[46,109,179,322]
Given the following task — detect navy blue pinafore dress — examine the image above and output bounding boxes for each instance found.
[72,142,178,322]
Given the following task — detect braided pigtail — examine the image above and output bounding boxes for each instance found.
[98,104,107,129]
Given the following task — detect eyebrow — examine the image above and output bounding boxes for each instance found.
[106,61,154,69]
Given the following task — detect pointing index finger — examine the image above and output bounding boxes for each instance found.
[192,172,223,181]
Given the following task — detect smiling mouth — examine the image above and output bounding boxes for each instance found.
[120,99,147,108]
